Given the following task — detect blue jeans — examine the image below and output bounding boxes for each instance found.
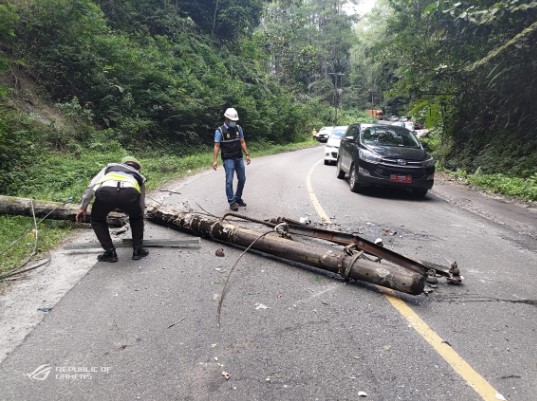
[223,158,246,204]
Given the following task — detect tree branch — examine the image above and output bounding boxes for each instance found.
[467,21,537,72]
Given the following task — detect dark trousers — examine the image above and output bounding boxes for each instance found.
[91,186,144,250]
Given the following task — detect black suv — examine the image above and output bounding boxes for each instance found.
[336,124,435,197]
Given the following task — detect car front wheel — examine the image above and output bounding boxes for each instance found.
[336,158,345,179]
[349,164,362,193]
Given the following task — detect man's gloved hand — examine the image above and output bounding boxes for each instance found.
[76,208,87,222]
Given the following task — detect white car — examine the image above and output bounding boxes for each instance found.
[316,126,333,142]
[392,121,415,131]
[323,125,349,164]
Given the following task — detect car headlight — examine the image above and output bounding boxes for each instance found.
[422,157,436,167]
[359,148,382,163]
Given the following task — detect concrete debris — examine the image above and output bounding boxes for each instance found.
[299,216,311,225]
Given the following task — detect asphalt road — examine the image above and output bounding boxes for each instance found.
[1,145,536,401]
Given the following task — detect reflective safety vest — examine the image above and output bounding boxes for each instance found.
[94,172,141,192]
[218,125,243,160]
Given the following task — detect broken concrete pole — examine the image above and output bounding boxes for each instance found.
[0,195,427,295]
[147,206,425,295]
[0,195,126,227]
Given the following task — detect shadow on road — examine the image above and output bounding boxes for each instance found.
[349,186,439,201]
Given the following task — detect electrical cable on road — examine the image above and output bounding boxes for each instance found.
[0,198,72,280]
[216,226,284,327]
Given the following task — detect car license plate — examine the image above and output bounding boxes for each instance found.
[389,174,412,183]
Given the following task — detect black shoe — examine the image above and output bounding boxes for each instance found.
[97,249,118,263]
[236,199,247,207]
[132,247,149,260]
[229,203,239,211]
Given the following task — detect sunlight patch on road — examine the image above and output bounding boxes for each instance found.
[306,160,506,401]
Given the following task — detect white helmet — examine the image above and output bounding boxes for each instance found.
[224,107,239,121]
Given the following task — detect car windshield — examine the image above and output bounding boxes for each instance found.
[361,127,421,148]
[330,126,348,138]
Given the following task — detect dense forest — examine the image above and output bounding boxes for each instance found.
[0,0,536,200]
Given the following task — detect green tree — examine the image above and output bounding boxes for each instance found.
[374,0,537,175]
[0,2,21,95]
[177,0,265,42]
[259,0,357,120]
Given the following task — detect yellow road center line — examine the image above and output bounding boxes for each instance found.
[306,160,506,401]
[306,160,331,224]
[385,290,504,401]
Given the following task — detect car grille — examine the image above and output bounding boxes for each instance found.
[374,158,429,179]
[382,158,425,168]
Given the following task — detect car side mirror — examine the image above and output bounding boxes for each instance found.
[420,141,429,150]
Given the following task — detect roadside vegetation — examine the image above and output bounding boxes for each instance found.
[448,170,537,203]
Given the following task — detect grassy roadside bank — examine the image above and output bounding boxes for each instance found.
[0,138,318,276]
[450,171,537,203]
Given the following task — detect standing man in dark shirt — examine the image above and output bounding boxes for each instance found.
[212,108,251,211]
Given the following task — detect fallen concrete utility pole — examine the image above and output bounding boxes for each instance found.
[264,216,462,284]
[147,206,426,295]
[64,238,201,249]
[0,196,453,296]
[0,195,126,227]
[211,213,462,285]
